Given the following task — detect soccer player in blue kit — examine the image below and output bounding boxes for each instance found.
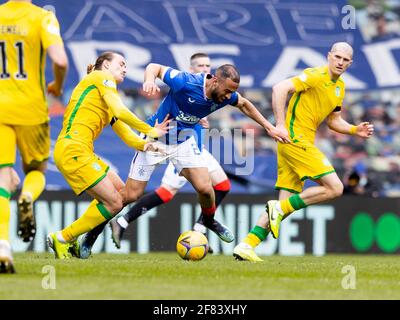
[82,53,232,254]
[77,62,290,258]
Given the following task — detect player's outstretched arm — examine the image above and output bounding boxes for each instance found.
[327,110,374,138]
[103,92,170,138]
[111,119,165,153]
[111,118,147,150]
[143,63,168,96]
[47,44,68,97]
[234,93,291,143]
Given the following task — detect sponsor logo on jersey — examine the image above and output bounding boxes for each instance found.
[176,110,200,124]
[103,79,116,88]
[188,97,196,103]
[335,86,341,97]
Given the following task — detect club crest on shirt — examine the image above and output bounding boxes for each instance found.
[45,13,61,36]
[210,103,218,112]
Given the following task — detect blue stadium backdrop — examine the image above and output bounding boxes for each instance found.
[1,0,399,254]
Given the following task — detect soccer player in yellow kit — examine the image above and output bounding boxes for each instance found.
[234,42,374,262]
[47,51,170,259]
[0,0,68,273]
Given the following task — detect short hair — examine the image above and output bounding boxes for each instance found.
[330,42,353,58]
[215,64,240,83]
[190,52,209,63]
[87,51,116,74]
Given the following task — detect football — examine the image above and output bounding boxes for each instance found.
[176,230,209,261]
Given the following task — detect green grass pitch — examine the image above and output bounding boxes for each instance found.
[1,252,399,300]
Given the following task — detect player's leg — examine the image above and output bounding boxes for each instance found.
[295,173,343,205]
[232,189,295,262]
[0,167,17,273]
[0,124,18,273]
[259,144,306,241]
[265,172,343,243]
[233,143,303,261]
[181,166,234,243]
[193,150,231,253]
[172,137,234,243]
[181,166,214,218]
[48,171,125,259]
[120,162,182,225]
[109,150,158,249]
[49,140,126,259]
[79,171,126,258]
[265,144,339,240]
[110,180,169,249]
[15,122,50,242]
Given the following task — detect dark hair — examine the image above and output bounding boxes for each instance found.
[215,64,240,83]
[190,52,209,62]
[86,51,115,74]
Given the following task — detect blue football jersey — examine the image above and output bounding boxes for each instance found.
[146,68,238,147]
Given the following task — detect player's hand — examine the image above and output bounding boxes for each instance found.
[267,124,291,143]
[143,142,166,155]
[199,117,210,129]
[355,122,374,138]
[47,81,63,97]
[143,81,160,96]
[154,114,173,137]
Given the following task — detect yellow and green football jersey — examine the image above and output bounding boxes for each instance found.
[58,70,119,148]
[0,1,64,125]
[288,65,345,143]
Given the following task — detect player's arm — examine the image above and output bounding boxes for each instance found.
[142,63,168,95]
[110,117,146,150]
[327,108,374,138]
[103,92,170,138]
[41,10,68,97]
[272,79,296,127]
[47,45,68,97]
[234,93,291,143]
[110,118,164,152]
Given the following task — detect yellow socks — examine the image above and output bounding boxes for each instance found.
[280,194,308,216]
[241,195,308,249]
[21,170,46,201]
[0,188,11,240]
[61,200,113,242]
[280,198,296,215]
[243,226,269,248]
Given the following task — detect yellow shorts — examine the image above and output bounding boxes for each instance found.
[54,138,109,195]
[0,122,50,168]
[275,141,335,194]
